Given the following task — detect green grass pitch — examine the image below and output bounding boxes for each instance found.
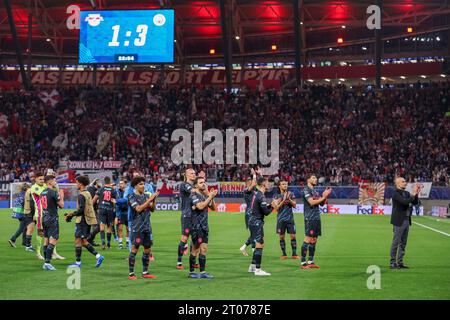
[0,209,449,300]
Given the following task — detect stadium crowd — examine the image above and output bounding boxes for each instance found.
[0,81,449,186]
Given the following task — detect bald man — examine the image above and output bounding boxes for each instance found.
[389,177,420,269]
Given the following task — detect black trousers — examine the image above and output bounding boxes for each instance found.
[10,218,27,245]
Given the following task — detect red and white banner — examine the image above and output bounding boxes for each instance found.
[219,182,246,194]
[55,170,77,183]
[37,89,61,107]
[6,62,442,87]
[406,182,432,198]
[156,179,219,196]
[358,182,386,205]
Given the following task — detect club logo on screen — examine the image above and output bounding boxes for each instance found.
[85,13,104,27]
[153,14,166,26]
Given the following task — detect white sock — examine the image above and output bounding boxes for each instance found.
[119,238,122,243]
[95,253,101,259]
[126,237,130,243]
[76,261,81,265]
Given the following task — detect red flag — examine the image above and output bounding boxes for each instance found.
[38,89,61,107]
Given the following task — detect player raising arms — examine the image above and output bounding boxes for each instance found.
[188,176,218,279]
[301,174,331,269]
[40,175,64,271]
[239,167,259,256]
[127,177,159,280]
[247,176,281,276]
[64,176,105,268]
[273,179,299,260]
[176,168,196,270]
[92,177,116,250]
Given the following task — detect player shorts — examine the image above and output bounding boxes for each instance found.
[181,214,192,236]
[249,218,265,244]
[75,220,91,239]
[191,227,209,246]
[276,220,296,235]
[131,230,153,248]
[23,214,34,226]
[304,219,321,237]
[98,209,115,226]
[43,219,59,240]
[245,213,250,230]
[119,213,128,227]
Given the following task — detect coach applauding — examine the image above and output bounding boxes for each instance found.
[389,177,420,269]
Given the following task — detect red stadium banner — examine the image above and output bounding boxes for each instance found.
[156,179,220,196]
[219,182,246,194]
[6,62,443,87]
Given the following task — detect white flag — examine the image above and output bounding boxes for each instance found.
[38,89,61,107]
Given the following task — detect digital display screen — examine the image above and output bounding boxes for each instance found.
[79,9,174,64]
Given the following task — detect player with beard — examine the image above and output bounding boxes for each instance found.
[64,176,105,268]
[92,177,116,250]
[247,177,281,276]
[239,167,259,256]
[86,179,101,246]
[188,176,218,279]
[116,179,130,249]
[40,175,64,271]
[301,174,331,269]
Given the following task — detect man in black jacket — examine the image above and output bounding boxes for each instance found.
[390,177,420,269]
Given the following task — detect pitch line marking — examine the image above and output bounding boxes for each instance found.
[412,221,450,237]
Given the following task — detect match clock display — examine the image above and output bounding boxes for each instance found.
[79,9,174,64]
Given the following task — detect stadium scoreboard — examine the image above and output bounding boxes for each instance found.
[79,9,174,64]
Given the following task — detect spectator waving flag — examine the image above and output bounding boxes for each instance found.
[38,89,61,107]
[123,126,141,145]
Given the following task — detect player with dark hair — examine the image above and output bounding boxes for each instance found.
[31,172,46,260]
[301,174,331,269]
[9,183,30,248]
[239,167,259,256]
[176,168,197,270]
[64,176,105,268]
[127,176,159,280]
[273,179,299,260]
[92,176,116,250]
[116,179,130,249]
[247,176,281,276]
[86,178,101,246]
[124,171,155,255]
[188,176,218,279]
[41,175,64,270]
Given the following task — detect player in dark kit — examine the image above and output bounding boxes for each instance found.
[116,179,130,249]
[127,177,159,280]
[188,176,218,279]
[176,168,197,270]
[92,177,116,250]
[64,176,105,268]
[247,176,281,276]
[239,168,258,256]
[301,174,332,269]
[273,180,299,260]
[86,178,101,246]
[41,175,64,271]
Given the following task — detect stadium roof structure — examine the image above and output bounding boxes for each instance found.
[1,0,449,66]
